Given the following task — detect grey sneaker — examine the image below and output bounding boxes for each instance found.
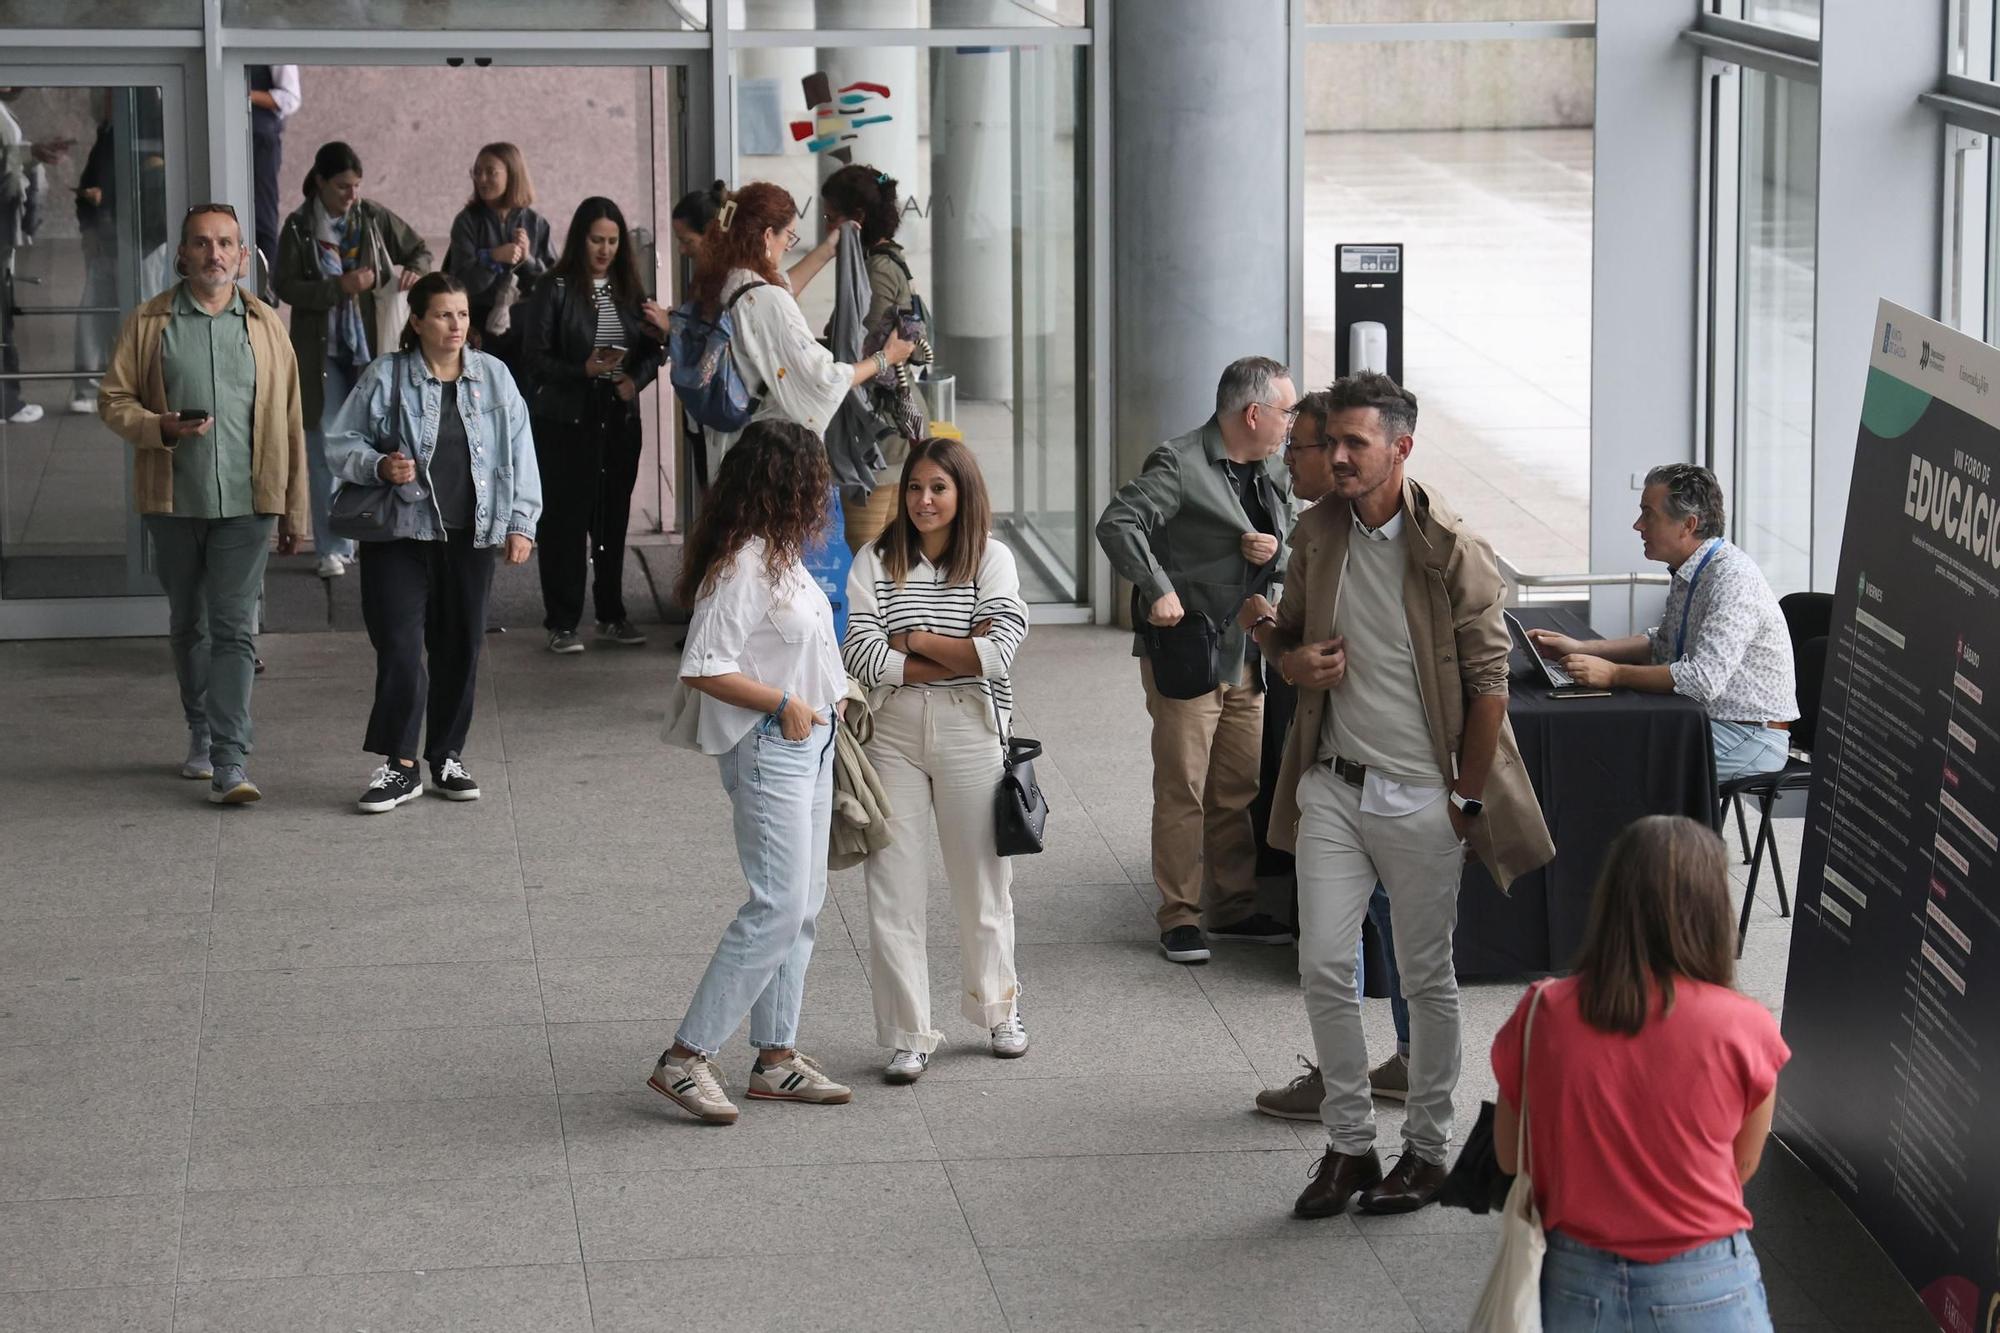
[1255,1055,1324,1121]
[180,732,213,781]
[548,629,585,655]
[208,764,261,805]
[747,1052,852,1104]
[647,1050,738,1124]
[1369,1051,1410,1102]
[595,619,647,646]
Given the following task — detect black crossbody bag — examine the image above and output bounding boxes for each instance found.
[989,682,1048,857]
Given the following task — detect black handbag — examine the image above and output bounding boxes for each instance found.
[990,684,1048,856]
[1139,605,1224,700]
[327,353,414,543]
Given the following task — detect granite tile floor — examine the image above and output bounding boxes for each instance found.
[0,623,1934,1332]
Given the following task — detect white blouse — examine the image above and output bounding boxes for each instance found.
[705,267,855,472]
[680,537,846,756]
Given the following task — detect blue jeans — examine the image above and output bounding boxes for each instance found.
[1712,720,1788,784]
[1543,1230,1773,1332]
[306,356,360,561]
[675,718,835,1056]
[1352,881,1411,1053]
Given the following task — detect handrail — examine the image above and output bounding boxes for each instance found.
[1497,555,1671,633]
[0,371,98,382]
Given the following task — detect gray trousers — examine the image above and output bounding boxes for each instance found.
[144,514,274,768]
[1295,762,1465,1166]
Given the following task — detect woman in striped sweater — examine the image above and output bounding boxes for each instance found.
[843,438,1032,1082]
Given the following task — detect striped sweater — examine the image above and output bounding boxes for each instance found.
[842,537,1030,735]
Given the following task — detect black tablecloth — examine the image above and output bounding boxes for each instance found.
[1451,607,1716,977]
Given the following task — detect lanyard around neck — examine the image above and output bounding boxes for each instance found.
[1673,539,1720,661]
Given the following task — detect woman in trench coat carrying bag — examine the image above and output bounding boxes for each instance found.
[1485,817,1790,1332]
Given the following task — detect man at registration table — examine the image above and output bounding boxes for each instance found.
[1256,374,1553,1219]
[1526,463,1798,783]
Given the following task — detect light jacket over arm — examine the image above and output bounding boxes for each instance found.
[1094,443,1185,605]
[1450,531,1513,699]
[493,360,542,538]
[95,306,169,452]
[322,357,395,486]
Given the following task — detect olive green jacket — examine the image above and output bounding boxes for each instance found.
[273,197,433,426]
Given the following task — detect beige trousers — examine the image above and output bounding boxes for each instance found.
[863,685,1019,1053]
[1140,656,1264,932]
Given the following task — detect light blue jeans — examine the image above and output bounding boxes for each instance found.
[1352,881,1410,1055]
[675,718,835,1057]
[306,356,360,561]
[1713,719,1789,784]
[1543,1230,1773,1332]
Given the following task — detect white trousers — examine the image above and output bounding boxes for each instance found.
[1295,762,1466,1166]
[863,685,1019,1053]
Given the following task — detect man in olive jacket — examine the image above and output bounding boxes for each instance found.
[98,204,307,804]
[1256,375,1554,1222]
[1095,356,1300,965]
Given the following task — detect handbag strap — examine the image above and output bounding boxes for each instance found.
[1517,980,1549,1179]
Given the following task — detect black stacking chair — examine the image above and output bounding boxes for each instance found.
[1722,590,1832,862]
[1716,633,1825,956]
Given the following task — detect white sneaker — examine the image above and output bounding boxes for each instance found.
[747,1051,852,1104]
[884,1049,930,1084]
[69,395,96,415]
[647,1050,739,1124]
[6,403,44,425]
[991,1010,1029,1059]
[316,554,346,578]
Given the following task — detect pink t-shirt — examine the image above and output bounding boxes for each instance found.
[1490,975,1789,1264]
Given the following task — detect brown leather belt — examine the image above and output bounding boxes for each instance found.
[1727,720,1790,731]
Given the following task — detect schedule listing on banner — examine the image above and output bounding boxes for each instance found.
[1779,300,2000,1333]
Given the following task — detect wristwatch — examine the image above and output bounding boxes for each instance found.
[1448,790,1485,818]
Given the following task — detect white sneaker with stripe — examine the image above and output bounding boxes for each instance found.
[647,1051,739,1124]
[746,1051,852,1104]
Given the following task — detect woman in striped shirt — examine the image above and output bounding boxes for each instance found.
[843,437,1031,1082]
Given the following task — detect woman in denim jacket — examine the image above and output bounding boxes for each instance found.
[325,272,542,814]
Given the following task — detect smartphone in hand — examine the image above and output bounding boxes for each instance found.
[178,410,211,424]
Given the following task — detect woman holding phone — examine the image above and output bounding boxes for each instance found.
[275,140,432,579]
[324,272,541,813]
[521,196,659,655]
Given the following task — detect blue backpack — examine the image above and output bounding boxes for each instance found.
[667,280,770,432]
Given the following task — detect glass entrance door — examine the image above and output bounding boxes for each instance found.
[0,73,180,616]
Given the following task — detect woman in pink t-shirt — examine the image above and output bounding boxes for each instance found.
[1492,816,1790,1332]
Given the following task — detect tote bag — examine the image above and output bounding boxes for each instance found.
[1468,981,1550,1332]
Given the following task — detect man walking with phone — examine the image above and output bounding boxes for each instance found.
[98,203,307,803]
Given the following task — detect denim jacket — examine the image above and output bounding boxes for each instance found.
[324,348,543,548]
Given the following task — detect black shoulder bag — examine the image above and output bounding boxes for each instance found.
[326,353,411,543]
[990,683,1048,857]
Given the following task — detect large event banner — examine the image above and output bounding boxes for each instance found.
[1779,300,2000,1333]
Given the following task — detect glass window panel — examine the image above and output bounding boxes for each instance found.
[1733,67,1817,597]
[1303,37,1593,577]
[222,0,705,28]
[2,85,172,600]
[1741,0,1820,39]
[1949,0,1998,80]
[734,0,1082,30]
[1306,1,1592,19]
[730,42,1086,602]
[0,0,200,24]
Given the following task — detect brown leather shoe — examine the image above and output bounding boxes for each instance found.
[1356,1152,1447,1214]
[1292,1146,1383,1219]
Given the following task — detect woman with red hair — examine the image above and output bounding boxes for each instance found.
[649,181,913,475]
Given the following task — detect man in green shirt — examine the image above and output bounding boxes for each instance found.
[98,204,308,804]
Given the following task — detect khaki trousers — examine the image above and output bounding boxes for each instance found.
[1140,655,1264,932]
[864,685,1019,1053]
[844,479,900,554]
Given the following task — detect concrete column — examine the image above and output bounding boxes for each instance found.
[1111,0,1290,480]
[930,32,1015,400]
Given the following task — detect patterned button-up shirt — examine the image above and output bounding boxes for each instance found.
[1647,538,1798,723]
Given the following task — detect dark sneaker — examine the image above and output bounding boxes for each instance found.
[207,764,261,805]
[1369,1051,1409,1102]
[1209,912,1294,945]
[548,629,585,655]
[595,618,647,646]
[357,763,423,813]
[430,756,480,801]
[1160,925,1211,964]
[1256,1055,1325,1121]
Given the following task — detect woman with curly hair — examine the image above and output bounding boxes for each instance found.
[644,180,912,478]
[647,420,852,1125]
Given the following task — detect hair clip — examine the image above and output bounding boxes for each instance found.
[717,200,736,232]
[876,173,891,186]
